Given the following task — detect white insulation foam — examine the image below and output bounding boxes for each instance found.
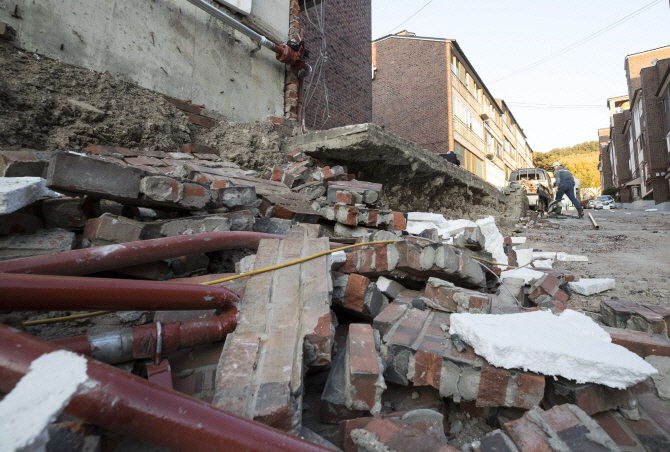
[449,310,657,389]
[0,350,89,452]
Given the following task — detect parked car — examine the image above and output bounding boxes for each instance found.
[507,168,554,210]
[587,199,604,209]
[596,195,616,208]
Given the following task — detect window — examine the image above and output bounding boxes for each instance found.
[505,139,511,155]
[496,142,502,158]
[451,56,460,79]
[666,131,670,155]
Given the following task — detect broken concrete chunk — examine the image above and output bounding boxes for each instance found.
[0,229,76,260]
[376,276,406,299]
[568,278,615,296]
[500,267,545,285]
[217,186,257,208]
[556,252,588,262]
[0,177,58,214]
[47,152,142,199]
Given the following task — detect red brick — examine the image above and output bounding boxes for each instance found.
[340,417,373,452]
[342,252,357,273]
[592,412,637,446]
[187,113,216,128]
[503,416,553,452]
[321,166,335,181]
[166,96,202,114]
[373,302,408,337]
[362,418,402,444]
[605,327,670,358]
[270,167,284,182]
[374,244,388,272]
[358,248,375,273]
[347,324,379,410]
[637,392,670,436]
[391,211,406,230]
[181,143,220,155]
[541,404,581,432]
[513,372,545,410]
[344,274,370,313]
[477,367,510,407]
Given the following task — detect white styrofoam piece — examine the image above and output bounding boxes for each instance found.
[532,259,554,269]
[475,216,507,265]
[500,267,545,285]
[449,310,657,389]
[407,212,449,227]
[0,350,89,451]
[533,252,557,260]
[406,220,435,235]
[568,278,615,296]
[645,208,658,212]
[0,177,58,214]
[376,276,406,299]
[511,237,527,245]
[556,252,589,262]
[514,248,534,268]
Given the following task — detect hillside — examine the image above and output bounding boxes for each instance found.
[534,141,600,188]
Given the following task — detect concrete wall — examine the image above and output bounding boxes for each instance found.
[0,0,288,122]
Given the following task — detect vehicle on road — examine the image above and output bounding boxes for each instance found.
[596,195,616,208]
[587,199,604,209]
[507,168,554,211]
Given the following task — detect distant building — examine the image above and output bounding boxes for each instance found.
[598,128,613,190]
[371,31,533,188]
[623,46,670,202]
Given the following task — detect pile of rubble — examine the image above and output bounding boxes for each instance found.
[2,131,670,452]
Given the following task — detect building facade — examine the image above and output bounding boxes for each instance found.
[598,128,614,190]
[371,32,533,188]
[300,0,373,130]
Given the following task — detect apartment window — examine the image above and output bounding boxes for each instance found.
[502,111,507,124]
[504,139,511,154]
[666,131,670,155]
[451,56,460,79]
[465,73,471,90]
[476,157,484,178]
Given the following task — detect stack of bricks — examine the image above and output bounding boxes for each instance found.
[497,404,621,452]
[212,226,332,434]
[342,239,485,290]
[601,299,670,337]
[423,277,492,314]
[375,303,546,410]
[527,273,569,312]
[345,324,383,413]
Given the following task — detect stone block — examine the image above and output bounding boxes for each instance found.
[0,150,48,177]
[0,177,56,214]
[47,152,142,199]
[0,229,76,260]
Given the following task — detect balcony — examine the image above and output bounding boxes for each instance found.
[484,118,502,140]
[451,72,483,114]
[453,116,485,154]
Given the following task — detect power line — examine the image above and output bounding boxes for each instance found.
[506,102,604,109]
[384,0,436,36]
[490,0,663,84]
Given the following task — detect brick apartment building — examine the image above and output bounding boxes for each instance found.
[599,46,670,204]
[299,0,372,130]
[371,31,533,188]
[598,128,613,190]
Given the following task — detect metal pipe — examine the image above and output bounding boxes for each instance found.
[0,325,331,452]
[588,212,600,229]
[0,231,284,276]
[184,0,275,51]
[0,231,342,276]
[52,310,238,364]
[0,273,239,311]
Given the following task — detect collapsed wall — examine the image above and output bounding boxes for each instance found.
[291,124,527,219]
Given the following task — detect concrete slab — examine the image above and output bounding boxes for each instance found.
[0,177,58,214]
[569,278,615,296]
[291,124,516,217]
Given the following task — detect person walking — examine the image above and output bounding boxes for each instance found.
[549,162,584,219]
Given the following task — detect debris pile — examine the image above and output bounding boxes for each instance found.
[2,49,670,451]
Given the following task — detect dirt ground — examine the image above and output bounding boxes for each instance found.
[518,208,670,314]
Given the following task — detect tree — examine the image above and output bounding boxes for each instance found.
[534,141,600,188]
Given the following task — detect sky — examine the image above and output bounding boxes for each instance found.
[370,0,670,153]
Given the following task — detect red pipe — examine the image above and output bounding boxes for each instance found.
[0,231,284,276]
[52,310,238,364]
[0,231,342,276]
[0,325,330,452]
[0,273,239,311]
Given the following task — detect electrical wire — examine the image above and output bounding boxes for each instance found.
[21,239,401,326]
[302,0,331,129]
[490,0,663,84]
[384,0,436,36]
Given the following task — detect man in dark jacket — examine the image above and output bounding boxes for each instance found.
[549,161,584,219]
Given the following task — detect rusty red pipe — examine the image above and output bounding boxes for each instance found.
[0,231,342,276]
[0,273,239,311]
[0,325,330,452]
[53,310,238,364]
